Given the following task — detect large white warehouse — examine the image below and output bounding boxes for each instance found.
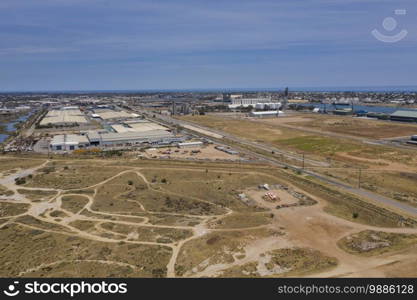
[50,134,90,151]
[228,98,280,108]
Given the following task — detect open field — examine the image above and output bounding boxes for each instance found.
[179,114,417,209]
[25,161,129,189]
[144,144,241,161]
[180,114,417,166]
[0,224,171,277]
[0,158,46,174]
[0,155,417,277]
[0,202,29,217]
[259,113,417,139]
[208,212,273,229]
[180,115,307,145]
[0,185,14,197]
[61,195,89,214]
[16,189,57,201]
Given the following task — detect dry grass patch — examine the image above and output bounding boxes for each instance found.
[91,172,146,214]
[338,230,417,256]
[100,223,193,243]
[146,214,202,226]
[68,220,125,240]
[26,162,128,189]
[0,224,172,277]
[209,212,273,229]
[22,261,142,278]
[142,168,273,212]
[0,185,14,197]
[291,115,417,139]
[61,195,89,214]
[0,202,29,217]
[15,215,73,233]
[49,210,69,218]
[179,115,306,143]
[0,158,45,173]
[17,189,57,201]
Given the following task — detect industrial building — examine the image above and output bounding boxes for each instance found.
[178,141,203,148]
[50,129,183,152]
[50,134,90,151]
[40,108,88,126]
[215,146,239,155]
[93,109,137,120]
[228,97,280,108]
[249,111,284,118]
[86,130,179,147]
[111,120,168,133]
[390,110,417,122]
[254,103,281,110]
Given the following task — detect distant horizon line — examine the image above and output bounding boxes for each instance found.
[2,85,417,94]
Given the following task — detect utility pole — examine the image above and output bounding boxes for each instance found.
[302,153,305,170]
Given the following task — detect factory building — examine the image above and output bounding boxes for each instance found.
[50,130,183,152]
[178,141,203,148]
[390,110,417,122]
[50,134,90,151]
[93,109,137,121]
[40,108,88,126]
[228,97,279,108]
[86,130,178,147]
[111,120,168,133]
[254,103,282,110]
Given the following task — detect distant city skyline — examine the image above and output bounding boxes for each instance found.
[1,0,416,91]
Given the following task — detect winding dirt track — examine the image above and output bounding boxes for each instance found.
[1,159,417,278]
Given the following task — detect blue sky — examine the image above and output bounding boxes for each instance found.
[0,0,416,91]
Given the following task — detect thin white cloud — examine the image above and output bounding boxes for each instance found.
[0,46,77,55]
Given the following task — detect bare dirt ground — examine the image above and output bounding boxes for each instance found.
[0,158,416,278]
[144,145,241,161]
[258,113,417,140]
[335,152,417,173]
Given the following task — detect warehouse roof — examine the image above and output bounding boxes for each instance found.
[94,110,135,120]
[127,122,167,132]
[88,130,174,143]
[250,111,284,115]
[111,124,134,133]
[50,134,89,146]
[40,109,88,125]
[391,110,417,118]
